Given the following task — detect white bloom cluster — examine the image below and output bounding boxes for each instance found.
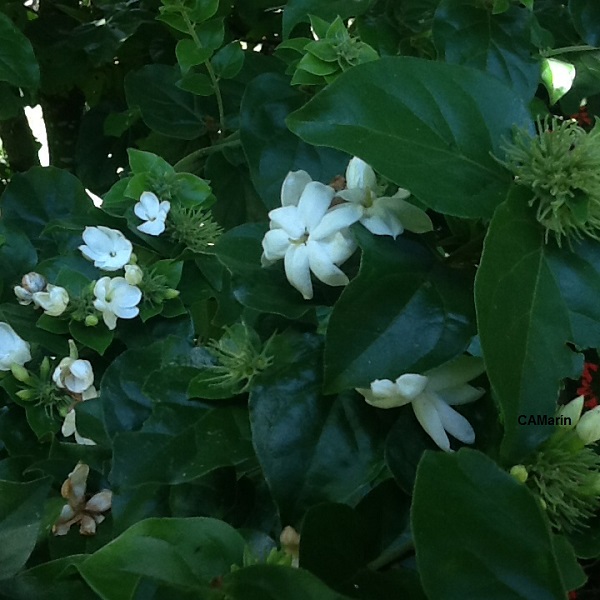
[261,157,432,300]
[14,272,69,317]
[54,340,98,445]
[134,191,170,236]
[78,225,142,330]
[356,356,485,452]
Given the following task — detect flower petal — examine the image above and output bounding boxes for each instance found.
[268,206,305,239]
[392,197,433,233]
[311,203,362,239]
[345,157,377,191]
[281,170,313,206]
[412,393,452,451]
[284,243,312,299]
[439,384,485,406]
[297,182,334,231]
[262,229,291,262]
[137,218,166,236]
[432,395,475,445]
[394,373,429,400]
[426,356,485,393]
[307,240,349,287]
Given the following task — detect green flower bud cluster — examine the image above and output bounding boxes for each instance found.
[137,266,180,307]
[277,16,378,87]
[205,323,275,393]
[167,203,223,253]
[513,427,600,532]
[502,116,600,246]
[12,357,72,417]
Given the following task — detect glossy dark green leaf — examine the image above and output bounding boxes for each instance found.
[222,565,352,599]
[249,333,385,523]
[110,407,255,488]
[240,73,349,210]
[125,65,207,140]
[475,187,600,461]
[569,0,600,45]
[282,0,373,37]
[212,42,245,79]
[214,223,310,318]
[0,477,52,580]
[412,449,565,600]
[0,222,37,292]
[0,555,93,600]
[0,167,95,256]
[325,228,476,393]
[288,56,533,218]
[433,1,538,101]
[78,517,245,599]
[552,535,586,592]
[101,335,194,438]
[299,503,367,587]
[0,12,39,89]
[69,320,114,355]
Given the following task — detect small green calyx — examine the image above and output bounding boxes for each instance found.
[520,429,600,532]
[167,204,223,253]
[502,116,600,246]
[205,323,275,393]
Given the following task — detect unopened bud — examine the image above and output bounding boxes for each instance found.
[21,272,47,293]
[164,288,180,299]
[40,356,50,379]
[10,363,31,383]
[124,264,143,286]
[85,315,99,327]
[16,389,36,401]
[510,464,529,484]
[576,406,600,445]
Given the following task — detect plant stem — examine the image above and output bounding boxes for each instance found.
[367,538,415,571]
[544,45,599,58]
[173,133,241,172]
[182,11,226,138]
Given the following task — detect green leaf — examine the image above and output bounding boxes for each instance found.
[475,187,599,461]
[569,0,600,46]
[0,222,37,292]
[222,565,352,599]
[433,1,538,101]
[541,57,576,105]
[249,333,385,523]
[0,477,52,580]
[299,503,367,588]
[282,0,373,37]
[214,223,310,318]
[69,320,114,355]
[110,407,255,488]
[177,72,215,96]
[128,148,175,177]
[212,41,245,79]
[0,167,95,256]
[288,56,533,218]
[325,228,476,393]
[0,12,39,89]
[78,517,245,598]
[412,449,566,600]
[125,65,207,139]
[176,39,213,74]
[551,535,586,592]
[0,82,24,119]
[240,73,349,210]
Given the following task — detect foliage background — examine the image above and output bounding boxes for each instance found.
[1,0,600,598]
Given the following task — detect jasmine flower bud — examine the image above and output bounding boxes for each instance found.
[32,284,69,316]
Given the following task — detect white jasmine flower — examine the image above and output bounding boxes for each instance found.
[62,409,96,445]
[79,226,133,271]
[124,264,143,286]
[356,356,485,452]
[261,170,362,300]
[577,405,600,445]
[53,463,111,536]
[337,157,433,238]
[53,357,94,394]
[93,276,142,330]
[0,322,31,371]
[32,284,69,316]
[134,191,170,236]
[14,272,47,305]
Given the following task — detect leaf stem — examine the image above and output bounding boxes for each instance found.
[182,11,226,137]
[367,538,415,571]
[173,133,241,172]
[544,45,599,58]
